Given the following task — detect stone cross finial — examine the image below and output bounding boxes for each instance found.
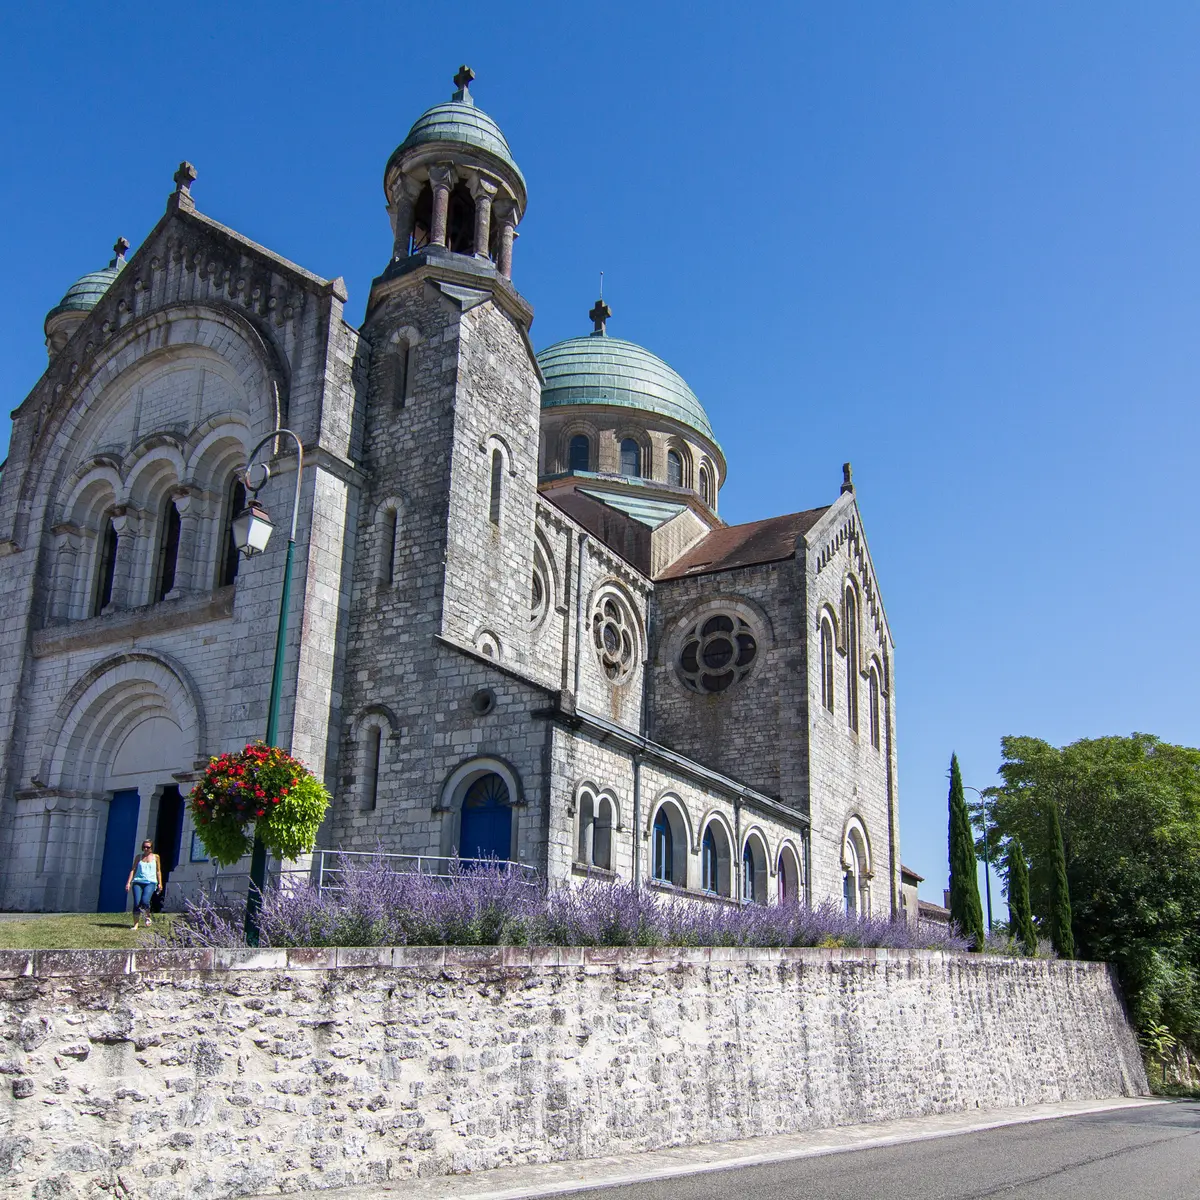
[110,237,130,267]
[589,298,612,336]
[452,65,476,103]
[841,462,855,495]
[173,161,197,195]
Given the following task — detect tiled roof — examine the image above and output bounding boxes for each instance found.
[656,507,830,580]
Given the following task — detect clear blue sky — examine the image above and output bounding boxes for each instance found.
[3,3,1198,906]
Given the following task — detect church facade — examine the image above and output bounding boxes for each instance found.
[0,70,900,916]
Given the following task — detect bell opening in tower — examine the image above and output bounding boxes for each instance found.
[447,182,477,254]
[411,183,432,253]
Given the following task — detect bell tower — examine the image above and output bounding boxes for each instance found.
[343,64,544,809]
[382,66,527,280]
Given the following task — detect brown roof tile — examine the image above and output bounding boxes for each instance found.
[656,507,830,580]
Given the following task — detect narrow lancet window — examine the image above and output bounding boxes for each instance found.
[489,449,503,525]
[93,517,118,616]
[845,589,859,732]
[820,618,835,713]
[155,499,181,603]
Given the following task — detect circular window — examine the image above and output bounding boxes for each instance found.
[591,589,639,684]
[678,612,758,693]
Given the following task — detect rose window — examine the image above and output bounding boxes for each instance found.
[591,591,638,683]
[678,612,757,693]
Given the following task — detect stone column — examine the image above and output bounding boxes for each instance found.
[428,166,455,249]
[388,175,420,260]
[168,491,197,597]
[49,525,80,622]
[470,176,499,259]
[495,200,517,279]
[108,506,135,610]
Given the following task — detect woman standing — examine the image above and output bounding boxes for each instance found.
[125,840,162,929]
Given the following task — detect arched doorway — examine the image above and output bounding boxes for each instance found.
[458,772,512,862]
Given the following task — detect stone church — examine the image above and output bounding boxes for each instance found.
[0,69,899,916]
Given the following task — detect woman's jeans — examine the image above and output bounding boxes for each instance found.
[131,881,157,913]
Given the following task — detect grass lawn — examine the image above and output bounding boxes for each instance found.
[0,913,179,950]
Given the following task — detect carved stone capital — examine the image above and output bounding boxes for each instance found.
[428,164,457,192]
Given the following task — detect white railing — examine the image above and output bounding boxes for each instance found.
[179,849,538,908]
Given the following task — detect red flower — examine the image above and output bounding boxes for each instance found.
[256,808,265,817]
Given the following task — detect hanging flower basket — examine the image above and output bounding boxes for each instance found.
[188,742,330,867]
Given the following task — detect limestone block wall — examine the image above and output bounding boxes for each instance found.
[802,499,898,913]
[0,948,1147,1199]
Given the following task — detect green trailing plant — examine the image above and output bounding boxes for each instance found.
[189,742,330,867]
[1005,838,1038,955]
[1046,800,1075,959]
[947,753,985,949]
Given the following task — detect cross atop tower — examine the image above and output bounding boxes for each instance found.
[589,298,612,336]
[110,237,130,267]
[453,65,476,104]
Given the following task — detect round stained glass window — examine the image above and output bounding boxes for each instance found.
[591,589,639,683]
[677,611,758,693]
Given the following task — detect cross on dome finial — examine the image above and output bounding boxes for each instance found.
[110,237,130,267]
[589,298,612,336]
[452,65,476,104]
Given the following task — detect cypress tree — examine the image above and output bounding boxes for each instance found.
[1046,801,1075,958]
[1005,838,1037,955]
[947,753,985,948]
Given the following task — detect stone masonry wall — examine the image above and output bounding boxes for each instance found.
[0,948,1146,1199]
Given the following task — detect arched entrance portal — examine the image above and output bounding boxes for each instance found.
[458,772,512,862]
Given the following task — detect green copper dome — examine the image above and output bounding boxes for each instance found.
[537,333,718,445]
[46,262,123,322]
[389,68,524,189]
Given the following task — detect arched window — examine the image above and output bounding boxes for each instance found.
[778,846,801,905]
[820,618,835,713]
[667,449,683,488]
[217,477,246,589]
[742,843,759,904]
[362,725,382,811]
[381,507,398,585]
[446,180,477,254]
[843,821,870,916]
[391,340,411,408]
[577,790,595,864]
[92,516,118,616]
[620,438,641,477]
[568,434,590,473]
[154,498,181,603]
[489,449,503,525]
[594,796,613,871]
[845,588,859,732]
[869,666,881,749]
[702,827,719,893]
[652,808,673,884]
[698,463,712,505]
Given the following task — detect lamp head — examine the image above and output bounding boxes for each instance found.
[231,497,274,558]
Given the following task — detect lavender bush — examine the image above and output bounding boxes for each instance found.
[167,855,968,951]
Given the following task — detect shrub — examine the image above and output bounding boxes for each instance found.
[168,855,970,952]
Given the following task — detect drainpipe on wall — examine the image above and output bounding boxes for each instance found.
[632,753,642,885]
[734,797,742,903]
[572,532,587,702]
[885,684,898,919]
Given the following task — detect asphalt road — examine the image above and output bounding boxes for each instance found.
[561,1102,1200,1200]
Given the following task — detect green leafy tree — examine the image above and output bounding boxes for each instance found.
[984,733,1200,1059]
[1046,800,1075,958]
[1005,838,1037,955]
[947,753,985,948]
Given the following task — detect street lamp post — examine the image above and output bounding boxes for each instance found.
[230,428,305,945]
[963,784,993,934]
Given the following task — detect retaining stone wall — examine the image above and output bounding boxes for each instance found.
[0,947,1147,1199]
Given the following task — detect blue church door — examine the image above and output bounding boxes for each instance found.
[98,789,140,912]
[458,773,512,862]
